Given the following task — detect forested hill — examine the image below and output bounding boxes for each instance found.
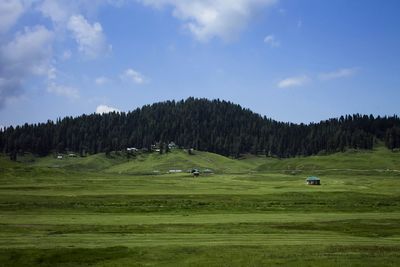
[1,98,400,158]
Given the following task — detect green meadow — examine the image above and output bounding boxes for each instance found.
[1,147,400,266]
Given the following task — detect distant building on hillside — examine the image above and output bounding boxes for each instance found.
[168,142,177,149]
[169,169,182,173]
[306,176,320,185]
[191,169,200,177]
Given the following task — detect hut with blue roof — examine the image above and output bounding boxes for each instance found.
[306,176,320,185]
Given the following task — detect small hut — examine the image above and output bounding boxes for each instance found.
[191,169,200,177]
[306,176,320,185]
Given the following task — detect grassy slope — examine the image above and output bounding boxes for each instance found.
[1,147,400,266]
[106,150,257,174]
[24,146,400,174]
[27,149,256,174]
[255,146,400,172]
[29,153,128,171]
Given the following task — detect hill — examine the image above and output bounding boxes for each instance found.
[17,149,257,174]
[255,146,400,173]
[1,98,400,158]
[8,145,399,176]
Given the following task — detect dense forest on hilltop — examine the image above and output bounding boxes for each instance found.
[1,98,400,159]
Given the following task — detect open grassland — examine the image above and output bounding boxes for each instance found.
[0,147,400,266]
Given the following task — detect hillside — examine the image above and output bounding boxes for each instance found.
[105,150,256,174]
[255,146,400,173]
[1,98,400,159]
[6,146,399,176]
[1,144,400,266]
[19,149,256,174]
[2,145,400,266]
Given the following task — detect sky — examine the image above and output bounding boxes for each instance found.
[0,0,400,127]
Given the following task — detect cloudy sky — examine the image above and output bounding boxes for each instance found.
[1,0,399,127]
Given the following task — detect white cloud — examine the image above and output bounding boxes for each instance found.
[96,104,120,114]
[61,50,72,60]
[319,68,358,80]
[45,65,79,99]
[47,66,57,80]
[38,0,71,24]
[0,0,25,33]
[0,25,54,108]
[120,68,147,84]
[2,25,54,75]
[37,1,114,60]
[37,1,116,59]
[38,0,128,23]
[264,34,280,47]
[95,76,110,85]
[139,0,278,42]
[47,82,79,99]
[278,75,310,88]
[0,1,119,108]
[67,14,110,59]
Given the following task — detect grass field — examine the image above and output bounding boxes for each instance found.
[0,147,400,266]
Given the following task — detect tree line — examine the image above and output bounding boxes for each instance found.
[1,97,400,159]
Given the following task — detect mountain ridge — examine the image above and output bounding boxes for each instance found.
[1,97,400,158]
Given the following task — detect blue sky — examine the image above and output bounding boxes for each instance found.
[1,0,399,127]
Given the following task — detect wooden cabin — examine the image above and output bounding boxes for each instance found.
[306,176,320,185]
[191,169,200,177]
